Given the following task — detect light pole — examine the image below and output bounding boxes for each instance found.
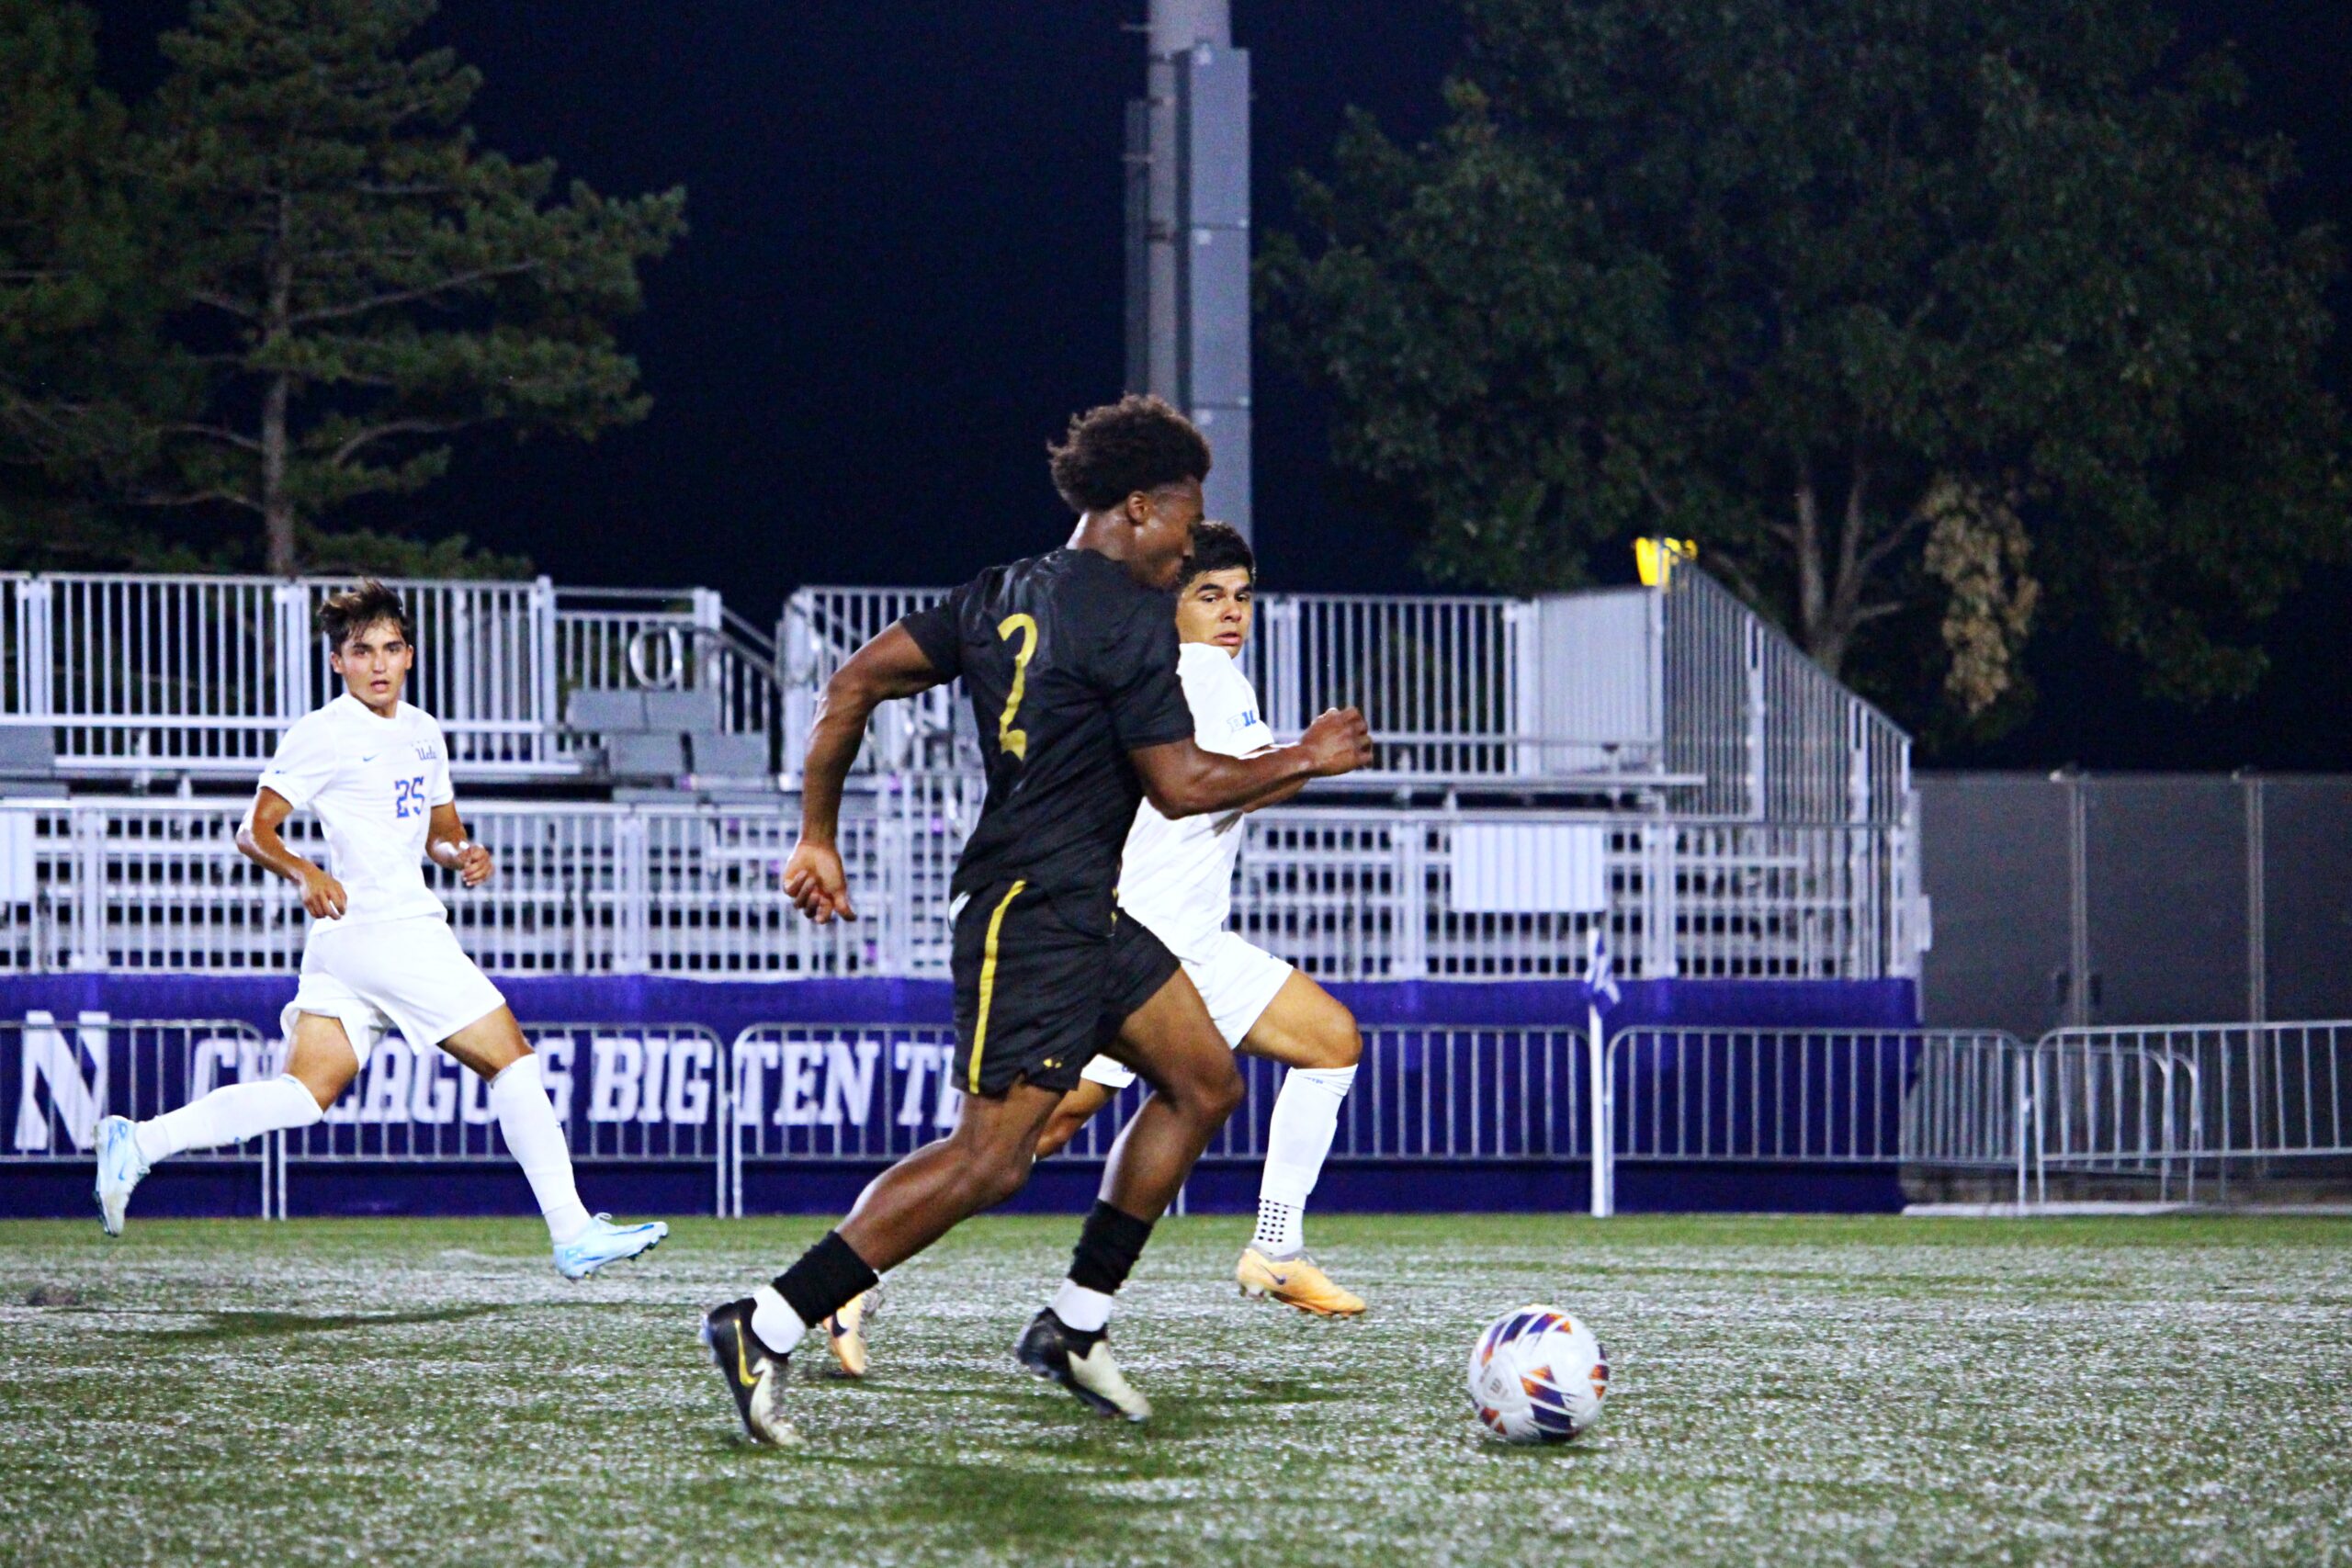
[1127,0,1251,540]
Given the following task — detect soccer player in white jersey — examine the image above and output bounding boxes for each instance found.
[1035,522,1368,1316]
[91,581,668,1280]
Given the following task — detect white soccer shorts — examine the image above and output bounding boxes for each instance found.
[1080,929,1295,1090]
[280,915,507,1068]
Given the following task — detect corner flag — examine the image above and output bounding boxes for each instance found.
[1588,924,1622,1010]
[1587,924,1620,1218]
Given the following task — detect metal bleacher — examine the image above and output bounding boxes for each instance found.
[0,565,1926,983]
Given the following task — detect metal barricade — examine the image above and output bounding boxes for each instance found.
[727,1022,958,1215]
[1603,1026,1939,1167]
[276,1021,729,1215]
[1046,1025,1589,1166]
[2023,1022,2352,1203]
[726,1021,1587,1216]
[1902,1031,2041,1202]
[0,1013,278,1214]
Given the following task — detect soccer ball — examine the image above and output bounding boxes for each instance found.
[1465,1303,1609,1443]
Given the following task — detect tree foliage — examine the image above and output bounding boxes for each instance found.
[1266,0,2349,732]
[0,1,186,565]
[132,0,683,573]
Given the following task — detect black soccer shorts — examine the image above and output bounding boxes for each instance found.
[948,882,1178,1098]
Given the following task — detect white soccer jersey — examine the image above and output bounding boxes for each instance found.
[256,694,456,929]
[1117,642,1275,957]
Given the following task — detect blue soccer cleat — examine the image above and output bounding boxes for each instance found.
[552,1213,669,1280]
[94,1114,149,1237]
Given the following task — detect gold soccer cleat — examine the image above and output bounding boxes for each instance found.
[1236,1246,1366,1317]
[824,1287,877,1377]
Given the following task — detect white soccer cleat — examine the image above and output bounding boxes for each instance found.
[1015,1307,1152,1423]
[94,1115,149,1237]
[552,1214,669,1280]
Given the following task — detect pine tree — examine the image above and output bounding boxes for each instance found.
[140,0,684,573]
[0,0,183,566]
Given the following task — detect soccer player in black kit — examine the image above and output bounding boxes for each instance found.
[702,396,1373,1442]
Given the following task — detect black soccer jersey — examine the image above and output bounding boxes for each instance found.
[899,547,1193,933]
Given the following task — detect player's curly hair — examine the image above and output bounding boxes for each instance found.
[317,580,413,652]
[1186,520,1254,583]
[1047,393,1212,512]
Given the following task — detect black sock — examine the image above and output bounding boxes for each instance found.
[1067,1200,1155,1297]
[773,1230,878,1331]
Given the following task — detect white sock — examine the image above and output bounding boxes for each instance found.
[1253,1197,1304,1258]
[134,1075,322,1165]
[1258,1066,1356,1258]
[489,1055,593,1246]
[750,1284,808,1356]
[1053,1280,1114,1334]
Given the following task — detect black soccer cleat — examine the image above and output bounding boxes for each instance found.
[1014,1307,1152,1423]
[700,1298,797,1445]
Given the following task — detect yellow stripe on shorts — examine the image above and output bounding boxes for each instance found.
[969,879,1028,1094]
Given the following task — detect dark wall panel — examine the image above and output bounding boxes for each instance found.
[2263,779,2352,1020]
[1919,775,2072,1037]
[2085,778,2248,1025]
[1922,773,2348,1034]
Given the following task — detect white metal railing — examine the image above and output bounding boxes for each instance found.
[554,588,783,766]
[2020,1023,2352,1204]
[1899,1022,2352,1206]
[779,586,969,776]
[1,573,564,777]
[10,1016,1600,1221]
[1235,809,1920,982]
[269,1021,730,1216]
[783,574,1905,805]
[1247,594,1523,776]
[2,573,785,782]
[1581,1025,2030,1215]
[1661,570,1911,824]
[1902,1031,2040,1179]
[6,569,1909,814]
[0,788,1917,980]
[725,1022,1589,1213]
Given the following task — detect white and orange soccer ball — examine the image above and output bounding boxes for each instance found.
[1465,1304,1609,1443]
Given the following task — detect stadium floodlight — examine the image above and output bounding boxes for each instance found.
[1635,536,1700,588]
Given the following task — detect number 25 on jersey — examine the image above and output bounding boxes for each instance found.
[393,775,428,818]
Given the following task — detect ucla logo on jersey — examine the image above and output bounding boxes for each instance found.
[410,740,439,761]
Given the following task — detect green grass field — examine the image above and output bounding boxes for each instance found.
[4,1213,2349,1566]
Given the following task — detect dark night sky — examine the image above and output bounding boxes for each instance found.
[89,1,2352,770]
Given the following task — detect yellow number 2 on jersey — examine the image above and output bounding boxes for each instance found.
[995,613,1038,761]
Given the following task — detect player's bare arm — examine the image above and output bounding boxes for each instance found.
[237,787,347,919]
[784,624,950,923]
[1129,704,1373,819]
[424,802,493,887]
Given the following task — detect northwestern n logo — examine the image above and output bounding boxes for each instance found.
[13,1010,109,1152]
